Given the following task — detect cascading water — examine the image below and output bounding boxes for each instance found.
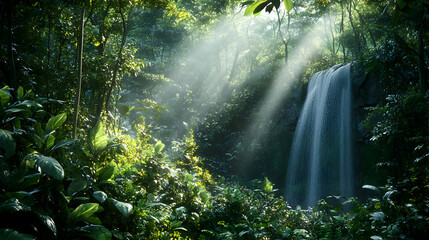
[286,63,353,207]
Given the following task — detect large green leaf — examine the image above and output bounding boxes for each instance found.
[0,88,11,107]
[46,135,55,150]
[88,121,108,155]
[30,153,64,180]
[78,225,112,240]
[244,1,264,16]
[37,214,57,236]
[284,0,293,12]
[0,129,16,159]
[93,191,108,203]
[11,100,42,109]
[111,199,133,217]
[17,86,24,100]
[97,166,115,181]
[0,198,30,213]
[45,113,67,134]
[70,203,102,222]
[0,229,35,240]
[51,139,77,151]
[67,178,88,196]
[154,140,165,154]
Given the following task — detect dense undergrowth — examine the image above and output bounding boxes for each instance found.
[1,84,428,240]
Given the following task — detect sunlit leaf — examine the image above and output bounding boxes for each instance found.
[263,177,273,193]
[111,199,133,217]
[362,185,380,193]
[284,0,293,12]
[0,87,11,107]
[93,191,108,203]
[37,214,57,236]
[154,140,165,154]
[97,166,115,181]
[253,1,270,14]
[89,121,108,155]
[244,1,264,16]
[46,135,55,150]
[70,203,102,222]
[45,113,67,134]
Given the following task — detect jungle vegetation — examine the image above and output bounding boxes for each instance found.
[0,0,428,239]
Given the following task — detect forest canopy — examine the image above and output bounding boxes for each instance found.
[0,0,428,239]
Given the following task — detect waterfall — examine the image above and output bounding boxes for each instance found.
[286,63,353,207]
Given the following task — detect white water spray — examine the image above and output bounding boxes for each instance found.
[286,63,353,207]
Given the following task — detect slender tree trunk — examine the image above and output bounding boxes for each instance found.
[417,18,427,94]
[72,7,85,139]
[347,0,361,54]
[327,11,337,58]
[6,0,16,90]
[105,8,127,114]
[276,8,289,64]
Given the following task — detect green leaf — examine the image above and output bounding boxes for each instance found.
[97,166,115,181]
[118,104,131,116]
[45,113,67,133]
[11,100,42,109]
[253,1,270,14]
[30,153,64,180]
[370,212,385,222]
[37,214,57,236]
[68,178,88,196]
[362,185,380,193]
[51,139,77,151]
[111,199,133,217]
[397,0,406,9]
[70,203,102,222]
[89,121,108,155]
[154,140,165,154]
[241,1,254,6]
[244,1,264,16]
[0,198,31,213]
[21,173,41,188]
[263,177,273,193]
[284,0,293,12]
[0,129,16,159]
[17,86,24,100]
[46,135,55,150]
[78,225,112,240]
[0,229,35,240]
[0,88,11,107]
[93,191,108,203]
[5,108,28,115]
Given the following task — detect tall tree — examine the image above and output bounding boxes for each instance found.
[72,7,85,138]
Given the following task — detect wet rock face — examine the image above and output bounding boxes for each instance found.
[351,62,383,141]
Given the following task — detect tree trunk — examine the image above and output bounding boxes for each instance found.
[105,7,127,114]
[72,7,85,139]
[417,19,427,94]
[6,0,16,90]
[276,8,289,64]
[347,0,361,54]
